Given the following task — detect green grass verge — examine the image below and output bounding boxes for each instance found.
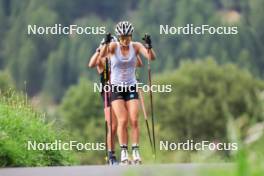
[0,91,75,167]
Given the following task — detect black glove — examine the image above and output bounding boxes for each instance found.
[103,33,112,45]
[142,34,152,49]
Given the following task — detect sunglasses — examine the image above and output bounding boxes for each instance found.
[119,35,132,41]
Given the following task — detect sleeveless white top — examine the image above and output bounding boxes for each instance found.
[110,42,137,86]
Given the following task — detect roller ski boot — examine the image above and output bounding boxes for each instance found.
[108,151,118,165]
[120,145,130,165]
[132,145,142,165]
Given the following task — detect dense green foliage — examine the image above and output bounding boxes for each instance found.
[0,0,263,166]
[154,58,264,142]
[60,78,103,132]
[60,59,264,163]
[59,78,106,164]
[0,92,75,166]
[0,0,264,101]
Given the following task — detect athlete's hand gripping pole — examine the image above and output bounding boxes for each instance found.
[100,33,112,58]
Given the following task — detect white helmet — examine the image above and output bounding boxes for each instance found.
[115,21,134,36]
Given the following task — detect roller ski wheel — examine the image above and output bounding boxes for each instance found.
[131,159,142,165]
[119,159,130,165]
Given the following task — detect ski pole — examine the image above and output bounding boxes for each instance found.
[147,49,156,160]
[103,59,108,163]
[104,95,108,162]
[108,58,113,159]
[138,88,154,154]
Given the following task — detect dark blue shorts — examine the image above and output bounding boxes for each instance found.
[110,85,139,102]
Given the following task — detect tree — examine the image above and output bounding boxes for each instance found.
[0,0,7,68]
[3,0,59,95]
[59,78,105,164]
[154,58,264,142]
[43,39,69,102]
[59,78,103,133]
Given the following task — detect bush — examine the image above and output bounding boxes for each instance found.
[154,58,264,142]
[59,78,103,131]
[0,91,75,166]
[59,78,105,164]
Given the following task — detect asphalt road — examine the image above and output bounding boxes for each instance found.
[0,163,235,176]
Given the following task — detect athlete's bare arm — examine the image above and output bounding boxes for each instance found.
[88,47,105,73]
[136,55,143,67]
[88,49,100,68]
[96,58,104,73]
